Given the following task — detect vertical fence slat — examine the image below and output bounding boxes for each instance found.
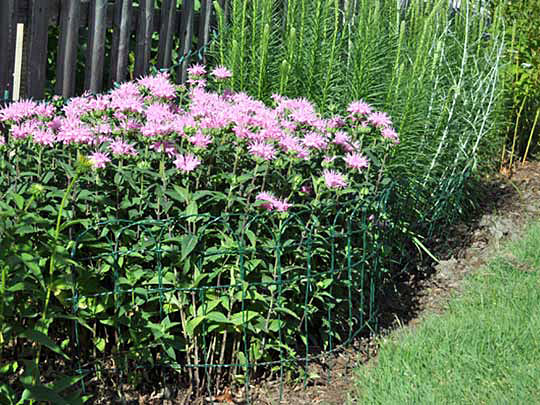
[26,0,50,100]
[197,0,213,64]
[157,0,176,70]
[85,0,107,93]
[110,0,132,86]
[134,0,154,78]
[178,0,195,83]
[0,0,16,102]
[56,0,81,98]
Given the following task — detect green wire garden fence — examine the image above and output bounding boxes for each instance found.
[66,188,396,402]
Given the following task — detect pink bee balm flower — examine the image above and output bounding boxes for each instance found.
[347,100,372,115]
[211,66,232,80]
[248,141,276,161]
[344,153,369,170]
[151,141,177,157]
[255,192,276,211]
[300,184,313,194]
[33,129,56,146]
[189,132,212,149]
[173,154,201,173]
[323,156,337,164]
[273,199,290,212]
[368,111,392,128]
[381,127,400,143]
[255,192,290,212]
[109,139,138,156]
[89,152,110,169]
[138,72,176,99]
[187,64,207,76]
[0,100,38,123]
[323,169,347,189]
[303,132,328,150]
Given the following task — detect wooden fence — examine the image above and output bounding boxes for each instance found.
[0,0,226,102]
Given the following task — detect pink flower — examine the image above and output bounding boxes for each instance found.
[11,120,40,140]
[273,199,291,212]
[189,131,212,148]
[333,131,355,152]
[347,100,372,115]
[255,192,276,210]
[300,184,313,194]
[303,132,328,150]
[368,112,392,128]
[248,141,276,161]
[33,129,56,146]
[323,169,347,189]
[151,141,177,157]
[255,192,290,212]
[211,66,232,80]
[344,153,369,170]
[327,116,345,129]
[89,152,110,169]
[109,139,138,156]
[173,154,201,172]
[323,156,337,164]
[0,100,38,123]
[187,64,207,76]
[381,127,399,143]
[138,72,176,99]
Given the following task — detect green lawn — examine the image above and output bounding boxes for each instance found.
[355,222,540,404]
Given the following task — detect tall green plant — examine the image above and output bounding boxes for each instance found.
[210,0,506,235]
[497,0,540,163]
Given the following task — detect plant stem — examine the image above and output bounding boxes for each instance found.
[35,171,80,382]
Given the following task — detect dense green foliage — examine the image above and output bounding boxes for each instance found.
[497,0,540,163]
[0,74,401,402]
[0,0,514,403]
[355,221,540,404]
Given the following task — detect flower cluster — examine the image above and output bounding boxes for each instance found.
[0,66,397,214]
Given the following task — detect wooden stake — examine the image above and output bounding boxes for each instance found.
[12,24,24,101]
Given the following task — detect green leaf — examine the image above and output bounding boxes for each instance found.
[185,316,204,337]
[12,193,24,210]
[185,200,198,219]
[230,311,260,326]
[173,185,191,202]
[205,311,232,324]
[275,307,301,320]
[48,373,86,393]
[20,329,70,360]
[20,384,71,405]
[94,337,106,352]
[181,234,198,261]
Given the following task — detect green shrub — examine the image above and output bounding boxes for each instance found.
[0,72,401,402]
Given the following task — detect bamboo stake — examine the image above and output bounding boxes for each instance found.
[522,108,540,165]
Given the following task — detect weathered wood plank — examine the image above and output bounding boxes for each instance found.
[134,0,154,78]
[26,0,50,100]
[85,0,107,93]
[56,0,81,98]
[178,0,195,83]
[157,0,177,70]
[197,0,212,64]
[110,0,133,86]
[0,0,16,102]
